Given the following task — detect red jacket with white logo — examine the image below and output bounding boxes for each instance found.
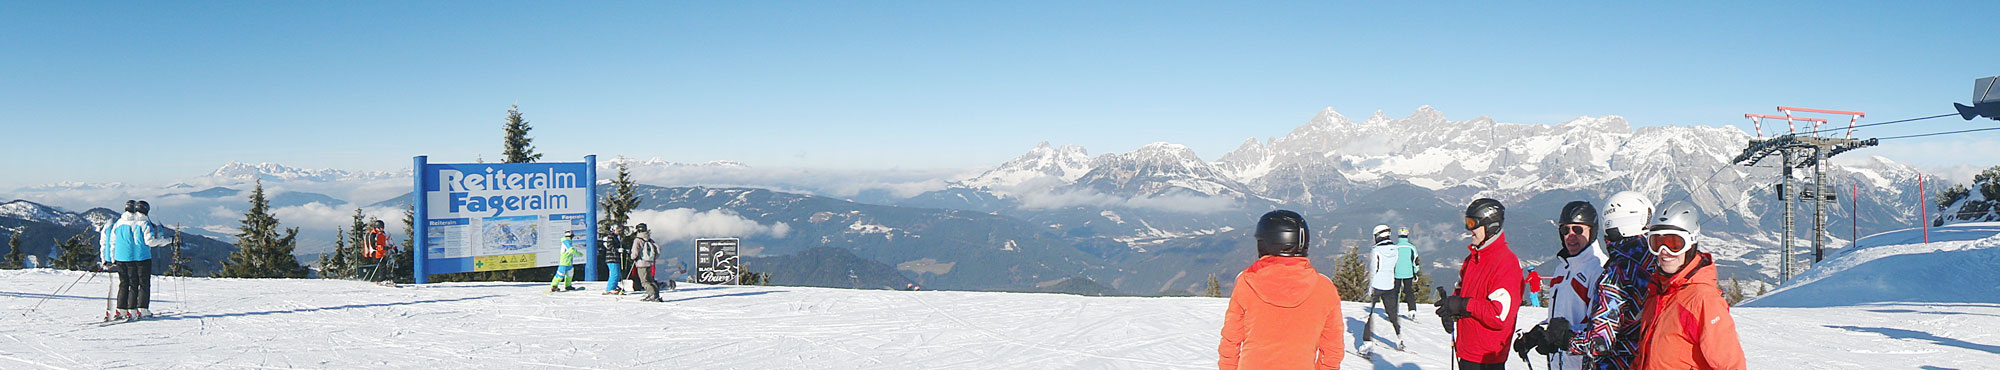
[1453,232,1524,364]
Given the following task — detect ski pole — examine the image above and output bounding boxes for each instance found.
[1438,286,1456,370]
[106,266,117,321]
[22,270,93,317]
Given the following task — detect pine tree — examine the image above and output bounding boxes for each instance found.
[52,233,98,271]
[1203,273,1223,298]
[316,228,354,279]
[2,232,23,269]
[217,180,309,278]
[1409,265,1436,304]
[1725,275,1748,305]
[163,227,192,277]
[598,158,641,233]
[1332,243,1370,301]
[501,104,541,163]
[393,205,415,283]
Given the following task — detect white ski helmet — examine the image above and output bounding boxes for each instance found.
[1647,201,1701,241]
[1372,224,1393,245]
[1600,191,1653,242]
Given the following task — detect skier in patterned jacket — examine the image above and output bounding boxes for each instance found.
[1546,191,1654,369]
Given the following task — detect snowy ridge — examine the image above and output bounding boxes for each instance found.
[0,200,91,229]
[953,142,1095,194]
[206,161,402,182]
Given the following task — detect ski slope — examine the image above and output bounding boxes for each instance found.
[4,264,1997,369]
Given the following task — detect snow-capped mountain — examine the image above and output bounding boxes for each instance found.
[952,142,1096,194]
[206,161,404,182]
[912,106,1933,287]
[0,200,92,230]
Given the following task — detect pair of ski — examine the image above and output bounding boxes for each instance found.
[1355,298,1409,361]
[89,312,177,327]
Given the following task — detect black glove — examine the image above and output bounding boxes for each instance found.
[1546,317,1576,351]
[1516,324,1546,358]
[100,262,116,272]
[1434,296,1468,334]
[1434,296,1470,318]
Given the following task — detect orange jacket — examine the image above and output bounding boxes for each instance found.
[362,229,389,259]
[1634,253,1746,370]
[1218,256,1344,370]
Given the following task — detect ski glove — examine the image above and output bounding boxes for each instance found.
[1434,296,1470,318]
[1516,324,1547,358]
[1435,296,1469,333]
[1545,317,1576,350]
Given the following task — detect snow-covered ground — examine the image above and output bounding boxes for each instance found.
[7,224,2000,370]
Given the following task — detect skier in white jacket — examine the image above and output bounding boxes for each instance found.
[1361,224,1407,351]
[1515,200,1608,369]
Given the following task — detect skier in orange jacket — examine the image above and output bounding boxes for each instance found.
[1632,201,1746,370]
[1218,210,1344,370]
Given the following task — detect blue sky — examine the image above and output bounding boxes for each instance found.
[4,1,1996,188]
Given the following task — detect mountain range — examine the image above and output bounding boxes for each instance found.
[4,106,1948,295]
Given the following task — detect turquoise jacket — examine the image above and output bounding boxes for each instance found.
[1393,236,1419,279]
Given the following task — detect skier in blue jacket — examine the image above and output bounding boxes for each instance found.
[99,200,168,321]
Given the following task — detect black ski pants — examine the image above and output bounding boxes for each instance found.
[116,260,152,310]
[1396,277,1418,311]
[1459,359,1506,370]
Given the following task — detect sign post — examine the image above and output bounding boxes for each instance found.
[411,156,599,284]
[694,238,741,285]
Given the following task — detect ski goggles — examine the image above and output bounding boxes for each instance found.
[1647,230,1694,256]
[1464,217,1479,231]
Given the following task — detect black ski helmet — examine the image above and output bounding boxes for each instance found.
[124,200,137,213]
[1464,198,1505,240]
[371,219,386,229]
[133,200,150,215]
[634,223,648,233]
[1255,210,1310,257]
[1557,200,1598,252]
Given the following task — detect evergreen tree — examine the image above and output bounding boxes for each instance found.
[1332,243,1370,301]
[393,205,415,283]
[2,232,23,269]
[598,159,641,233]
[1409,265,1436,304]
[501,104,541,163]
[52,233,98,271]
[217,180,309,278]
[163,227,192,277]
[1725,275,1748,305]
[1203,273,1223,298]
[316,228,355,279]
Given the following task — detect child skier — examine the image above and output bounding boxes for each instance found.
[549,231,582,292]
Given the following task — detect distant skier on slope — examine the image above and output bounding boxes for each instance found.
[549,231,582,292]
[1525,266,1543,307]
[1435,198,1523,370]
[1514,201,1608,370]
[601,225,630,295]
[630,224,662,302]
[1394,227,1421,316]
[1361,224,1407,352]
[1217,210,1344,370]
[360,220,391,283]
[1630,201,1745,370]
[99,200,169,321]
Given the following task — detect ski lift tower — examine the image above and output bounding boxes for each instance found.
[1732,108,1875,282]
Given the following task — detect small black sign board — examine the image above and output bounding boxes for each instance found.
[694,238,740,285]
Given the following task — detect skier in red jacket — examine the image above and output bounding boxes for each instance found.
[1435,198,1525,370]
